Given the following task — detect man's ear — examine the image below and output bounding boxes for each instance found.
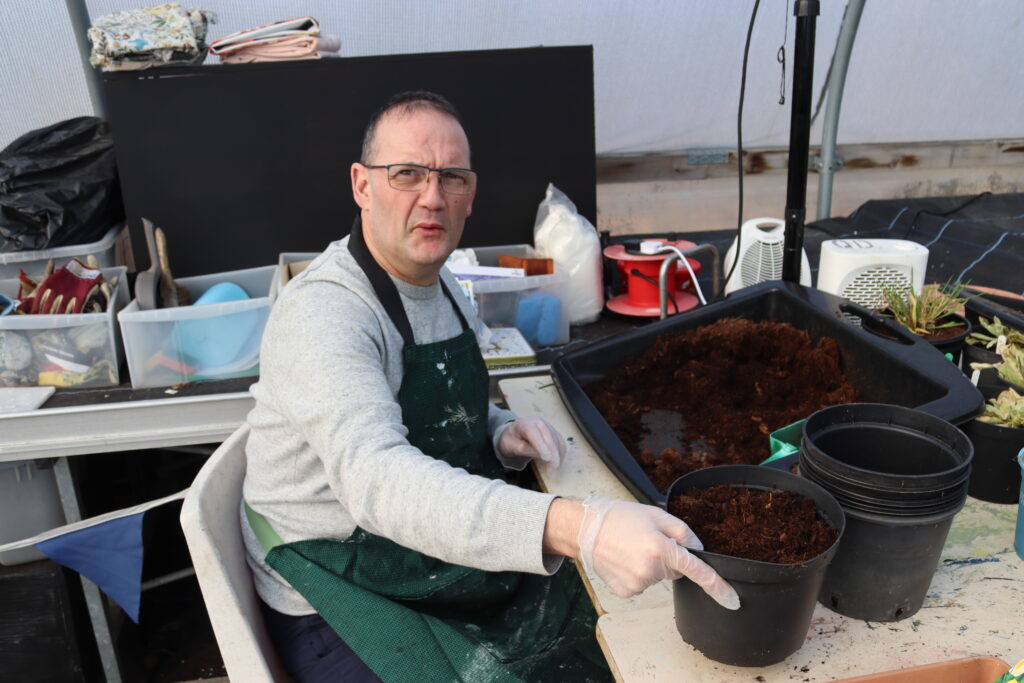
[351,162,371,209]
[465,188,475,218]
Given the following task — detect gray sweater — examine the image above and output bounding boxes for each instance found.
[242,236,561,615]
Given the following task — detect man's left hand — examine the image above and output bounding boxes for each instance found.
[497,416,567,470]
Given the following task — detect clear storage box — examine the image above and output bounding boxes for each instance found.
[0,460,66,566]
[270,251,321,299]
[0,225,123,279]
[118,265,275,388]
[467,244,534,267]
[451,243,570,347]
[469,271,570,347]
[0,266,129,388]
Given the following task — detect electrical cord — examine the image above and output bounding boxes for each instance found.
[653,245,708,306]
[899,191,991,240]
[720,0,763,301]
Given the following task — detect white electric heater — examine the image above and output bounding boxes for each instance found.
[723,218,811,294]
[817,238,929,320]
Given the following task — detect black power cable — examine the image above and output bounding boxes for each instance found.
[720,0,763,300]
[629,269,679,314]
[899,191,992,240]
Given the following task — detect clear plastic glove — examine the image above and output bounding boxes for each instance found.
[577,494,740,609]
[496,415,567,470]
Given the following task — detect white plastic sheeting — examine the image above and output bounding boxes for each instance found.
[2,1,1022,153]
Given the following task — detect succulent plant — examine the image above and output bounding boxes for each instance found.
[971,337,1024,388]
[878,281,969,336]
[977,387,1024,428]
[967,316,1024,349]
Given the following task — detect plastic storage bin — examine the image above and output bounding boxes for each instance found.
[0,225,123,279]
[471,271,570,347]
[552,281,985,505]
[455,244,569,347]
[0,460,66,566]
[118,265,275,388]
[270,251,320,299]
[467,244,534,267]
[0,266,129,388]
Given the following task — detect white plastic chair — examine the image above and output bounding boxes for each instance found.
[180,424,290,682]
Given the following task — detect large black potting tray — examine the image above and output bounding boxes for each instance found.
[551,281,984,506]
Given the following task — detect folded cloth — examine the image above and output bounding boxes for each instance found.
[88,2,215,71]
[219,35,341,64]
[208,16,318,54]
[209,16,340,63]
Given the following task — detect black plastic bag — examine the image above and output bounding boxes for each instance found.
[0,116,125,253]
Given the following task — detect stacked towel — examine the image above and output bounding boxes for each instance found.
[209,17,341,64]
[88,2,214,71]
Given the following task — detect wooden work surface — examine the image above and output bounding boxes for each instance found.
[500,375,1023,682]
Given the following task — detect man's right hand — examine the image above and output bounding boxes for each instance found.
[576,494,740,609]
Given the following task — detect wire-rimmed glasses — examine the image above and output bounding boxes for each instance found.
[364,163,477,195]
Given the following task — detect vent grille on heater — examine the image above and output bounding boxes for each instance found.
[740,241,783,285]
[841,266,912,324]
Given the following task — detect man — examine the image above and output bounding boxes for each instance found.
[242,91,739,683]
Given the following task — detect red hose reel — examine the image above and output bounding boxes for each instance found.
[603,240,701,317]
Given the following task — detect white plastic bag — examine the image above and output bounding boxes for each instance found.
[533,184,603,325]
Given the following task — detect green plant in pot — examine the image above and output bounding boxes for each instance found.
[963,387,1024,503]
[962,315,1019,385]
[968,316,1024,352]
[873,281,972,361]
[970,336,1024,392]
[965,316,1024,385]
[978,387,1024,428]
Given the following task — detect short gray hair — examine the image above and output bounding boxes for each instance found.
[360,91,466,164]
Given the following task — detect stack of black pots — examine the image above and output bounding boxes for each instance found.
[799,403,973,622]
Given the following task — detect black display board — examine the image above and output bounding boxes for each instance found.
[102,46,596,277]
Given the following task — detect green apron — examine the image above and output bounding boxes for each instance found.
[246,219,609,683]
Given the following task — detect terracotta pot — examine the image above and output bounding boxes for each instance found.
[834,656,1009,682]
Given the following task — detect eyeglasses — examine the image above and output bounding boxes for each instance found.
[364,163,477,196]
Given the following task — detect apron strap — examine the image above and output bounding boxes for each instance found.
[347,216,469,348]
[244,501,284,552]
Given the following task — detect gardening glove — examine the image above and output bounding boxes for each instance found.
[24,259,104,315]
[495,415,567,471]
[577,494,741,609]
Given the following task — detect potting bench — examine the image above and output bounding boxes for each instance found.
[500,375,1022,682]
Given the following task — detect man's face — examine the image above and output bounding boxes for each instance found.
[351,108,475,286]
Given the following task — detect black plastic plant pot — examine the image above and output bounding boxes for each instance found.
[965,291,1024,332]
[962,385,1024,503]
[819,505,960,622]
[801,403,973,499]
[862,312,972,365]
[668,465,845,667]
[801,403,972,621]
[962,342,1002,386]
